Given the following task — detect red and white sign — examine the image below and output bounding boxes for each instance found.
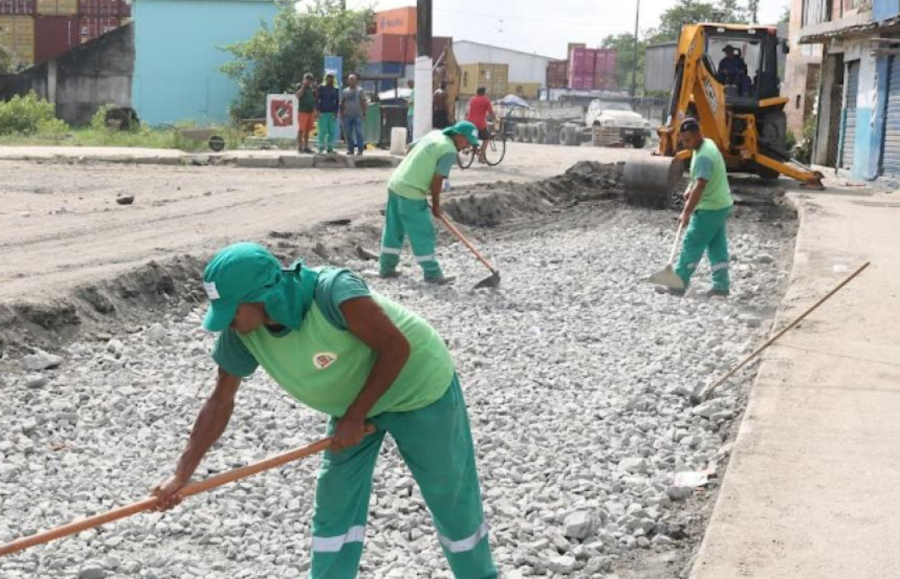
[266,94,298,139]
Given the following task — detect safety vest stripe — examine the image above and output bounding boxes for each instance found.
[438,521,489,553]
[380,246,401,255]
[311,525,366,552]
[711,262,729,272]
[415,254,436,263]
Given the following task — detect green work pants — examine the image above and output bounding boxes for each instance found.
[309,375,498,579]
[379,191,443,279]
[675,205,732,291]
[317,113,338,152]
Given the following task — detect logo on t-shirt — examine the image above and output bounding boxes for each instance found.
[312,352,338,370]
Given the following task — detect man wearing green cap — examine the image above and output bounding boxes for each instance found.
[152,242,498,579]
[379,120,480,284]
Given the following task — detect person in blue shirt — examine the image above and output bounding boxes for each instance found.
[316,72,341,154]
[717,45,747,90]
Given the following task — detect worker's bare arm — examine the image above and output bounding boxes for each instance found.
[680,178,707,227]
[152,368,241,510]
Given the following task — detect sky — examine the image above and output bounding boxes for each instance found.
[339,0,791,59]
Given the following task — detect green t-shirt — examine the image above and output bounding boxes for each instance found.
[212,270,454,418]
[692,138,733,211]
[407,90,414,117]
[297,85,316,113]
[388,131,458,200]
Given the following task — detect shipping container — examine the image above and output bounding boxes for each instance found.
[77,0,129,17]
[359,61,405,93]
[34,15,76,61]
[569,47,596,76]
[569,74,593,91]
[375,6,415,36]
[594,49,617,75]
[36,0,74,15]
[0,0,34,15]
[511,81,540,100]
[644,41,677,93]
[367,33,415,63]
[547,60,567,88]
[78,14,118,41]
[567,42,585,57]
[593,71,617,91]
[0,15,34,64]
[459,63,508,97]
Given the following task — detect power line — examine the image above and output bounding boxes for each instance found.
[434,7,628,29]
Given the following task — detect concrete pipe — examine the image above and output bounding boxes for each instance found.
[623,156,685,210]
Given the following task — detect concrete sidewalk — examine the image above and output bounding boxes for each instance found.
[0,145,401,169]
[690,188,900,578]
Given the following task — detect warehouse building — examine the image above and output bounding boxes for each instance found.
[452,40,556,88]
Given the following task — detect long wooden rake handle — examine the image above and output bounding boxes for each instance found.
[0,428,373,558]
[438,214,498,274]
[698,261,871,401]
[668,221,684,265]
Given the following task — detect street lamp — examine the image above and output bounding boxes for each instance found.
[631,0,640,97]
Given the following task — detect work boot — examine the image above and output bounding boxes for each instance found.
[379,270,401,279]
[705,288,730,298]
[424,275,456,286]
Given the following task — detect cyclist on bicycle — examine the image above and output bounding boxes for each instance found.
[466,87,495,164]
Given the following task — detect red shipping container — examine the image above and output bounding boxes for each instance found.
[570,74,593,91]
[367,33,414,64]
[547,60,567,88]
[0,0,35,15]
[593,72,617,91]
[34,15,77,61]
[594,49,617,74]
[569,47,596,75]
[78,14,117,41]
[77,0,128,17]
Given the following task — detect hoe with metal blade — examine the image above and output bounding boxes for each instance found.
[649,222,685,291]
[438,214,501,289]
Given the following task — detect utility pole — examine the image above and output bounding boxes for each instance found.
[631,0,640,97]
[414,0,433,139]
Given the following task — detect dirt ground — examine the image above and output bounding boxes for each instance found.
[0,144,646,304]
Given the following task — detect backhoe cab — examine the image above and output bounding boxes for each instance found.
[625,23,824,209]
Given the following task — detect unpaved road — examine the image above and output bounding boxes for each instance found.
[0,144,645,303]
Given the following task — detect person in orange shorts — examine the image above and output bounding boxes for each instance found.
[296,72,317,154]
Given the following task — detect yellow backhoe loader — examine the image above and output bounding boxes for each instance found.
[625,23,824,208]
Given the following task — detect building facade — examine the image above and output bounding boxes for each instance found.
[452,40,555,88]
[131,0,278,124]
[799,0,900,181]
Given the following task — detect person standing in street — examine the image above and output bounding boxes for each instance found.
[379,121,480,285]
[316,72,341,154]
[406,79,415,143]
[466,87,495,164]
[153,242,499,579]
[341,74,368,156]
[433,81,451,129]
[296,72,317,154]
[673,117,734,297]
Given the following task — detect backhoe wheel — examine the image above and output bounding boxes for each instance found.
[756,165,781,182]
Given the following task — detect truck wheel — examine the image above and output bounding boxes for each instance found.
[631,136,647,149]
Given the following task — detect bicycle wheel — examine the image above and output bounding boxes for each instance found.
[484,135,506,166]
[457,147,476,169]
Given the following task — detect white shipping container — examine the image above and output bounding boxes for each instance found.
[453,40,555,88]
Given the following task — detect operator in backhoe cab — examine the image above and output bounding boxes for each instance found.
[717,45,748,89]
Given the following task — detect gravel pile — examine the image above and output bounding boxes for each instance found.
[0,202,794,579]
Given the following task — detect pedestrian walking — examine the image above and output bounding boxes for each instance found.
[406,79,415,142]
[296,72,317,154]
[316,72,340,154]
[341,74,368,156]
[673,117,734,297]
[433,81,451,129]
[379,121,481,284]
[153,242,499,579]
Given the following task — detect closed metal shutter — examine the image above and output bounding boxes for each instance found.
[881,56,900,176]
[841,61,859,169]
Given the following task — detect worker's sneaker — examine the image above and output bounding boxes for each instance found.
[705,288,730,298]
[424,275,456,286]
[379,270,401,279]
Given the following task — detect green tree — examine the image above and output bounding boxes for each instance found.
[221,0,372,122]
[645,0,753,43]
[0,39,13,73]
[601,33,645,94]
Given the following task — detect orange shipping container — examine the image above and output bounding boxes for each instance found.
[0,15,35,65]
[367,33,415,64]
[375,6,416,36]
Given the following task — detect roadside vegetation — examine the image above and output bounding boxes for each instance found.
[0,93,242,151]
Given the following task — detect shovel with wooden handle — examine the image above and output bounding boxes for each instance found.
[437,213,501,289]
[648,221,685,291]
[0,426,376,558]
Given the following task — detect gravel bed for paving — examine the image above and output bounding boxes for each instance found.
[0,201,795,579]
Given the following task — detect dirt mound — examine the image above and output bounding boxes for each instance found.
[445,161,624,227]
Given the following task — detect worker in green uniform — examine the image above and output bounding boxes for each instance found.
[379,120,480,285]
[675,117,734,297]
[152,242,498,579]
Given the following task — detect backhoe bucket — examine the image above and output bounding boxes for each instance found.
[624,157,685,209]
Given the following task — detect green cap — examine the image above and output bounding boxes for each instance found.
[201,242,281,332]
[443,120,480,147]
